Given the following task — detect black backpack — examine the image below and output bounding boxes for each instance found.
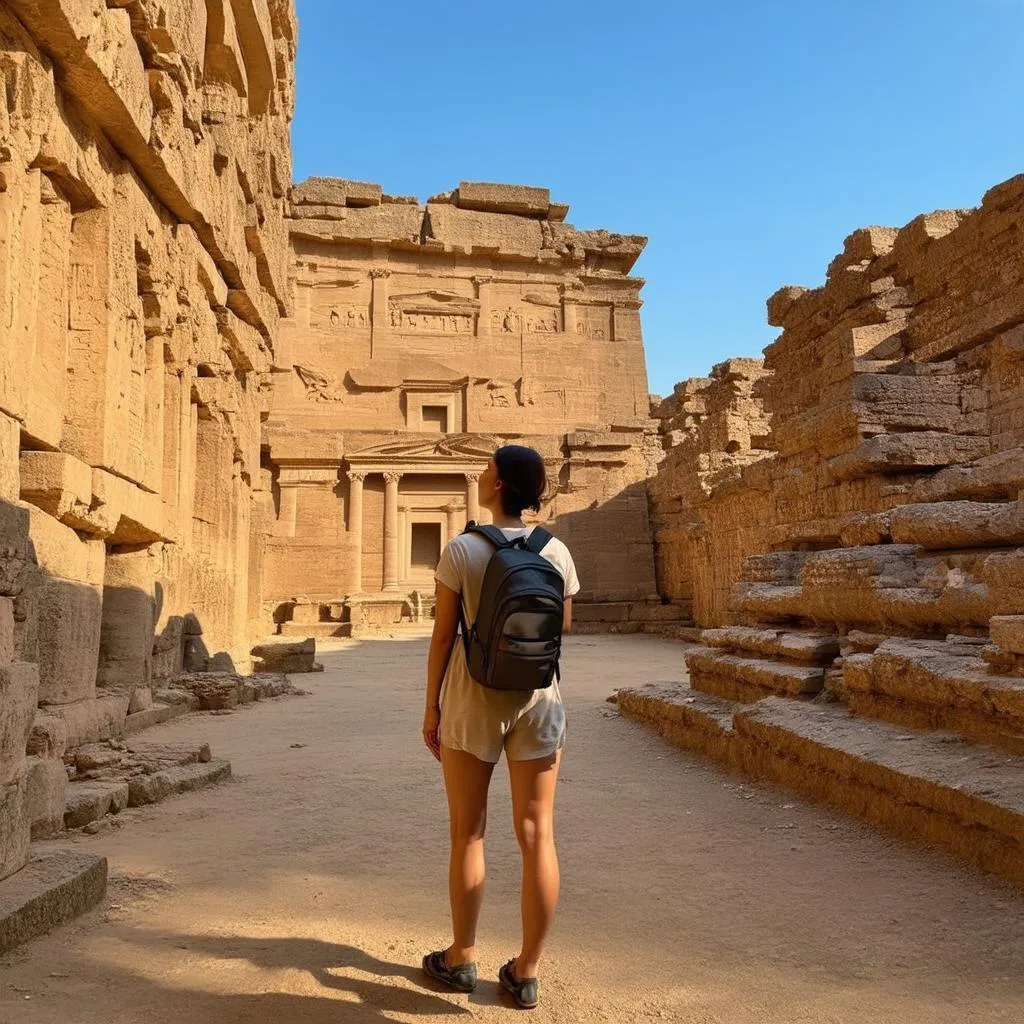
[456,524,565,691]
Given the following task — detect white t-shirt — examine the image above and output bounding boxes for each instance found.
[433,525,580,763]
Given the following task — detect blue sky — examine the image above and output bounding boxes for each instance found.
[291,0,1024,397]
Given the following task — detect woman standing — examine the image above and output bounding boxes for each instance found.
[421,445,579,1010]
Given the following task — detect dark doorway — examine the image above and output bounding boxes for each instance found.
[411,522,442,572]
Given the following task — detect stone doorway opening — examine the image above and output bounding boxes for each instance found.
[410,522,442,587]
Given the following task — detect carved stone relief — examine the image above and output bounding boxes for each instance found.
[485,379,524,408]
[491,305,560,334]
[294,364,344,402]
[328,306,369,329]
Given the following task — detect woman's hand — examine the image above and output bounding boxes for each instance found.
[422,705,441,761]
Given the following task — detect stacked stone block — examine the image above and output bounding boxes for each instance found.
[0,0,297,885]
[626,176,1024,885]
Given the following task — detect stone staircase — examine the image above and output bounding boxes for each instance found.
[618,565,1024,885]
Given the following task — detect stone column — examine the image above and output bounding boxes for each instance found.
[398,505,408,585]
[474,275,493,340]
[445,505,459,543]
[466,472,481,525]
[369,267,391,358]
[347,471,365,593]
[383,471,402,591]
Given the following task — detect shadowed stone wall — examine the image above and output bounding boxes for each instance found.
[0,0,296,880]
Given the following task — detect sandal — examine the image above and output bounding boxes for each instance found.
[499,958,539,1009]
[422,949,477,993]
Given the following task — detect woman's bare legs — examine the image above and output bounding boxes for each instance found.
[508,750,561,979]
[440,745,496,966]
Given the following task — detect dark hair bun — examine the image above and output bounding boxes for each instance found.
[493,445,546,517]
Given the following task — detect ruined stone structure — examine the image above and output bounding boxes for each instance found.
[0,0,296,889]
[263,178,668,635]
[625,177,1024,885]
[649,358,772,625]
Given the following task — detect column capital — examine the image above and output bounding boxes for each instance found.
[369,267,392,279]
[472,275,493,285]
[383,471,402,485]
[465,471,481,483]
[347,470,367,483]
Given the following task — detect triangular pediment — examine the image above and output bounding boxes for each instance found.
[347,358,466,390]
[390,290,479,307]
[348,433,499,462]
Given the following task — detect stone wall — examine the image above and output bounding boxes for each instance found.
[0,0,296,880]
[649,358,772,624]
[632,175,1024,884]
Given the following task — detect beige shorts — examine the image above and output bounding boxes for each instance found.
[440,647,567,764]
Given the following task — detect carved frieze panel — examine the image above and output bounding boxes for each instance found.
[327,305,369,329]
[575,305,612,340]
[485,378,524,407]
[389,290,479,334]
[295,364,344,402]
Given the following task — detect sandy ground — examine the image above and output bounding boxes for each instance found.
[1,633,1023,1024]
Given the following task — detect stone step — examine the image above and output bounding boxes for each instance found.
[889,500,1024,550]
[842,639,1024,754]
[615,682,741,766]
[64,781,129,829]
[280,621,351,638]
[735,698,1024,886]
[732,544,993,633]
[616,685,1024,886]
[122,702,190,736]
[702,625,839,663]
[685,647,826,702]
[127,758,231,806]
[0,848,107,955]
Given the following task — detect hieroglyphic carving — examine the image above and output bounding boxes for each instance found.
[494,307,521,333]
[486,379,523,408]
[295,364,344,402]
[329,306,369,328]
[491,306,560,334]
[389,309,474,333]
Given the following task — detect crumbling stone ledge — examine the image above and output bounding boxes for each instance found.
[617,684,1024,886]
[0,848,107,956]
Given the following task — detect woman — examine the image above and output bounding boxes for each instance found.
[421,445,579,1010]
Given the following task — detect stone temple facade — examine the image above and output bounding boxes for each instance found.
[263,178,666,636]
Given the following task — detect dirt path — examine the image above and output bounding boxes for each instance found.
[2,634,1023,1023]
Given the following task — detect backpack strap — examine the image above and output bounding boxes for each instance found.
[463,523,513,549]
[524,526,553,554]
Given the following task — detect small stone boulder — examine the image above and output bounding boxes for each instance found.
[250,637,320,674]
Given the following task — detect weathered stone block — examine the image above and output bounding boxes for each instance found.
[26,504,105,585]
[36,578,102,705]
[456,181,550,215]
[0,770,29,882]
[991,616,1024,656]
[25,756,67,840]
[0,413,19,503]
[0,847,107,955]
[292,176,382,208]
[0,662,39,784]
[127,758,230,806]
[19,451,93,522]
[96,547,156,691]
[250,636,316,673]
[64,781,129,829]
[26,712,68,760]
[0,597,14,663]
[48,694,129,748]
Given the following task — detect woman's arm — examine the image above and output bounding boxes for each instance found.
[562,597,573,635]
[423,580,461,759]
